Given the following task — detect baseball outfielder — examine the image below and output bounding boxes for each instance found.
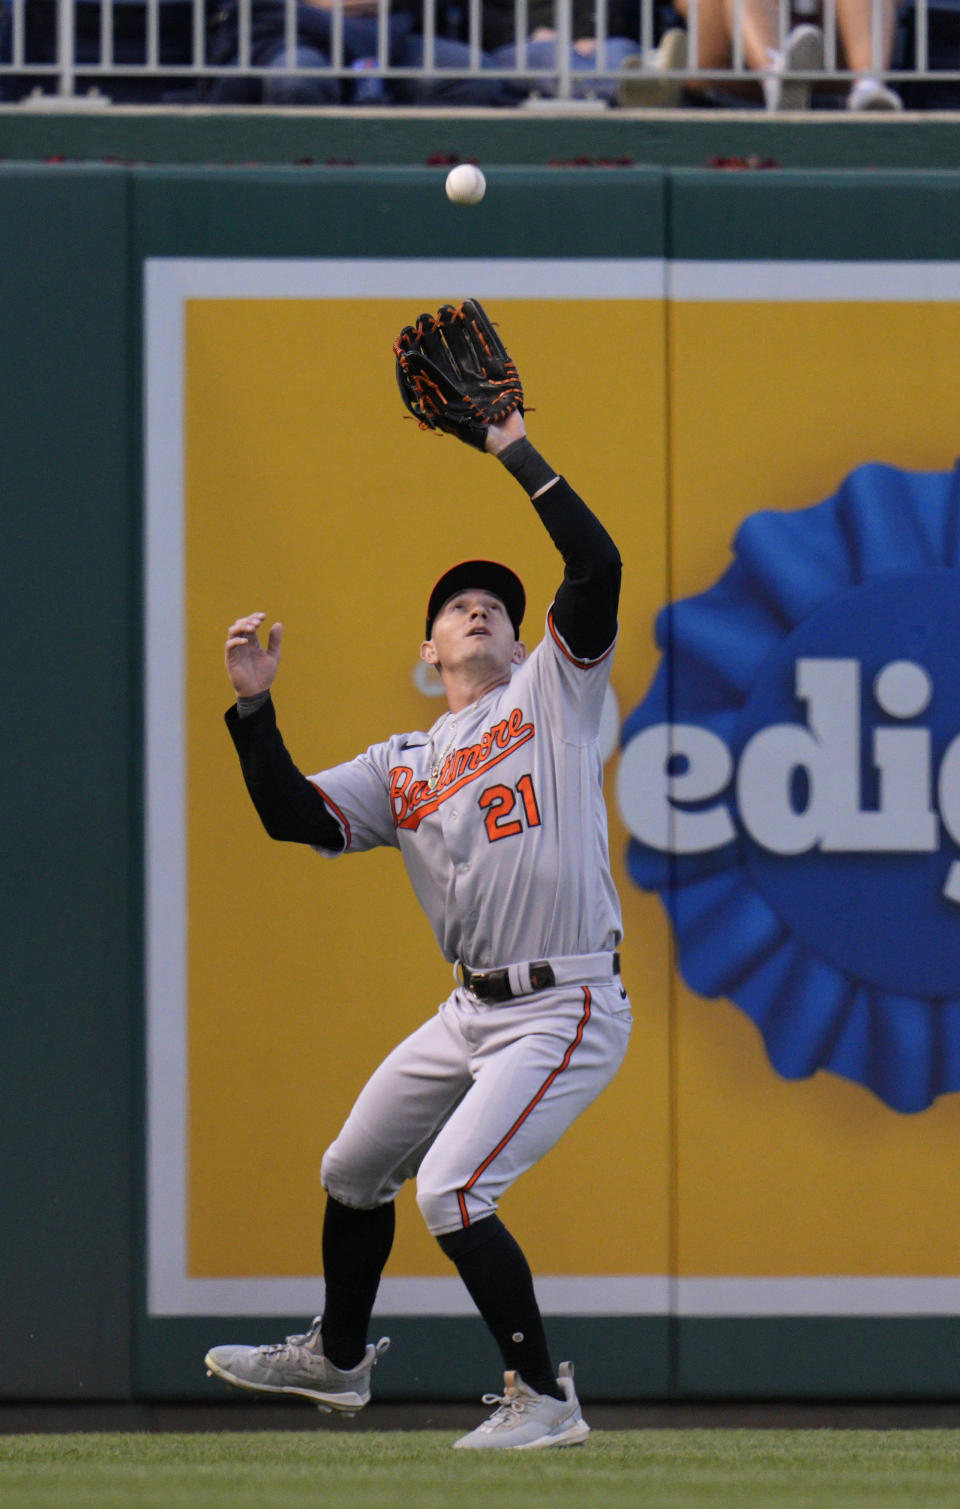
[205,302,632,1450]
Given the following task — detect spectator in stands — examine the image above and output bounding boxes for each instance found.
[618,3,824,108]
[618,0,902,109]
[205,0,513,104]
[479,0,645,103]
[395,1,515,106]
[828,0,903,107]
[0,0,199,102]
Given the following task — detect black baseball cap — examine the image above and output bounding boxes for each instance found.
[425,560,526,640]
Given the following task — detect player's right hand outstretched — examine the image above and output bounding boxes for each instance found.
[225,612,283,699]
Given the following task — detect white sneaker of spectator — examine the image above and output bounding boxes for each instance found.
[762,24,824,111]
[616,27,688,108]
[847,75,904,109]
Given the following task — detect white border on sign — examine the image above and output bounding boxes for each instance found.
[669,260,960,301]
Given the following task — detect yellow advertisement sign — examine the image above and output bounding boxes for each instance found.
[145,257,960,1320]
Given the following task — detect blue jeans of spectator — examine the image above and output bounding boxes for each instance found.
[392,34,513,105]
[491,35,639,101]
[207,38,343,102]
[261,42,341,103]
[205,4,413,103]
[261,34,514,105]
[207,28,511,105]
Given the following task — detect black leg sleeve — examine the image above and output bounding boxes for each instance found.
[320,1195,395,1370]
[437,1215,562,1400]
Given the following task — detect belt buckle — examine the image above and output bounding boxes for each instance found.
[478,968,512,1002]
[463,966,497,1001]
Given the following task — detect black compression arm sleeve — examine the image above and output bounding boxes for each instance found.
[225,695,345,850]
[530,477,621,660]
[497,438,620,660]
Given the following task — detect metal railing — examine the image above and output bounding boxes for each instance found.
[0,0,955,106]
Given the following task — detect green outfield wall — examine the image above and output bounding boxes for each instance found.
[2,105,960,168]
[4,160,960,1405]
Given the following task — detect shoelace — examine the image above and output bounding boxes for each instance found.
[479,1391,530,1429]
[259,1317,323,1359]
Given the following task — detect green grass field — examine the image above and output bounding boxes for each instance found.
[4,1430,960,1509]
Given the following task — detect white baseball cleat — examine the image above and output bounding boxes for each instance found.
[453,1361,591,1450]
[204,1319,390,1414]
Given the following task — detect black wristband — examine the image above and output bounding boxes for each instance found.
[496,437,557,497]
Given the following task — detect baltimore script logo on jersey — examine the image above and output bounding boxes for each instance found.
[617,459,960,1114]
[390,707,535,831]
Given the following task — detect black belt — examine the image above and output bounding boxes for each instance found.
[459,952,620,1004]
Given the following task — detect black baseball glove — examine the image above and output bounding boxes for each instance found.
[393,299,524,451]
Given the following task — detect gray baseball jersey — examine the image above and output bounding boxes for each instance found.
[308,609,623,973]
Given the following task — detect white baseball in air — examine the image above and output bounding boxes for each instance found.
[445,163,487,205]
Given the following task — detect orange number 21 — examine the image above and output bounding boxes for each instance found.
[478,775,542,843]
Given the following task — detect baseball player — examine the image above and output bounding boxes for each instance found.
[204,302,632,1450]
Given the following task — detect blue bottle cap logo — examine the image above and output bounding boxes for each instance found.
[618,460,960,1113]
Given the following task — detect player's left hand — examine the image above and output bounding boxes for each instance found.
[484,409,526,456]
[393,299,524,451]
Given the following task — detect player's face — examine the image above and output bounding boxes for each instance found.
[424,590,520,674]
